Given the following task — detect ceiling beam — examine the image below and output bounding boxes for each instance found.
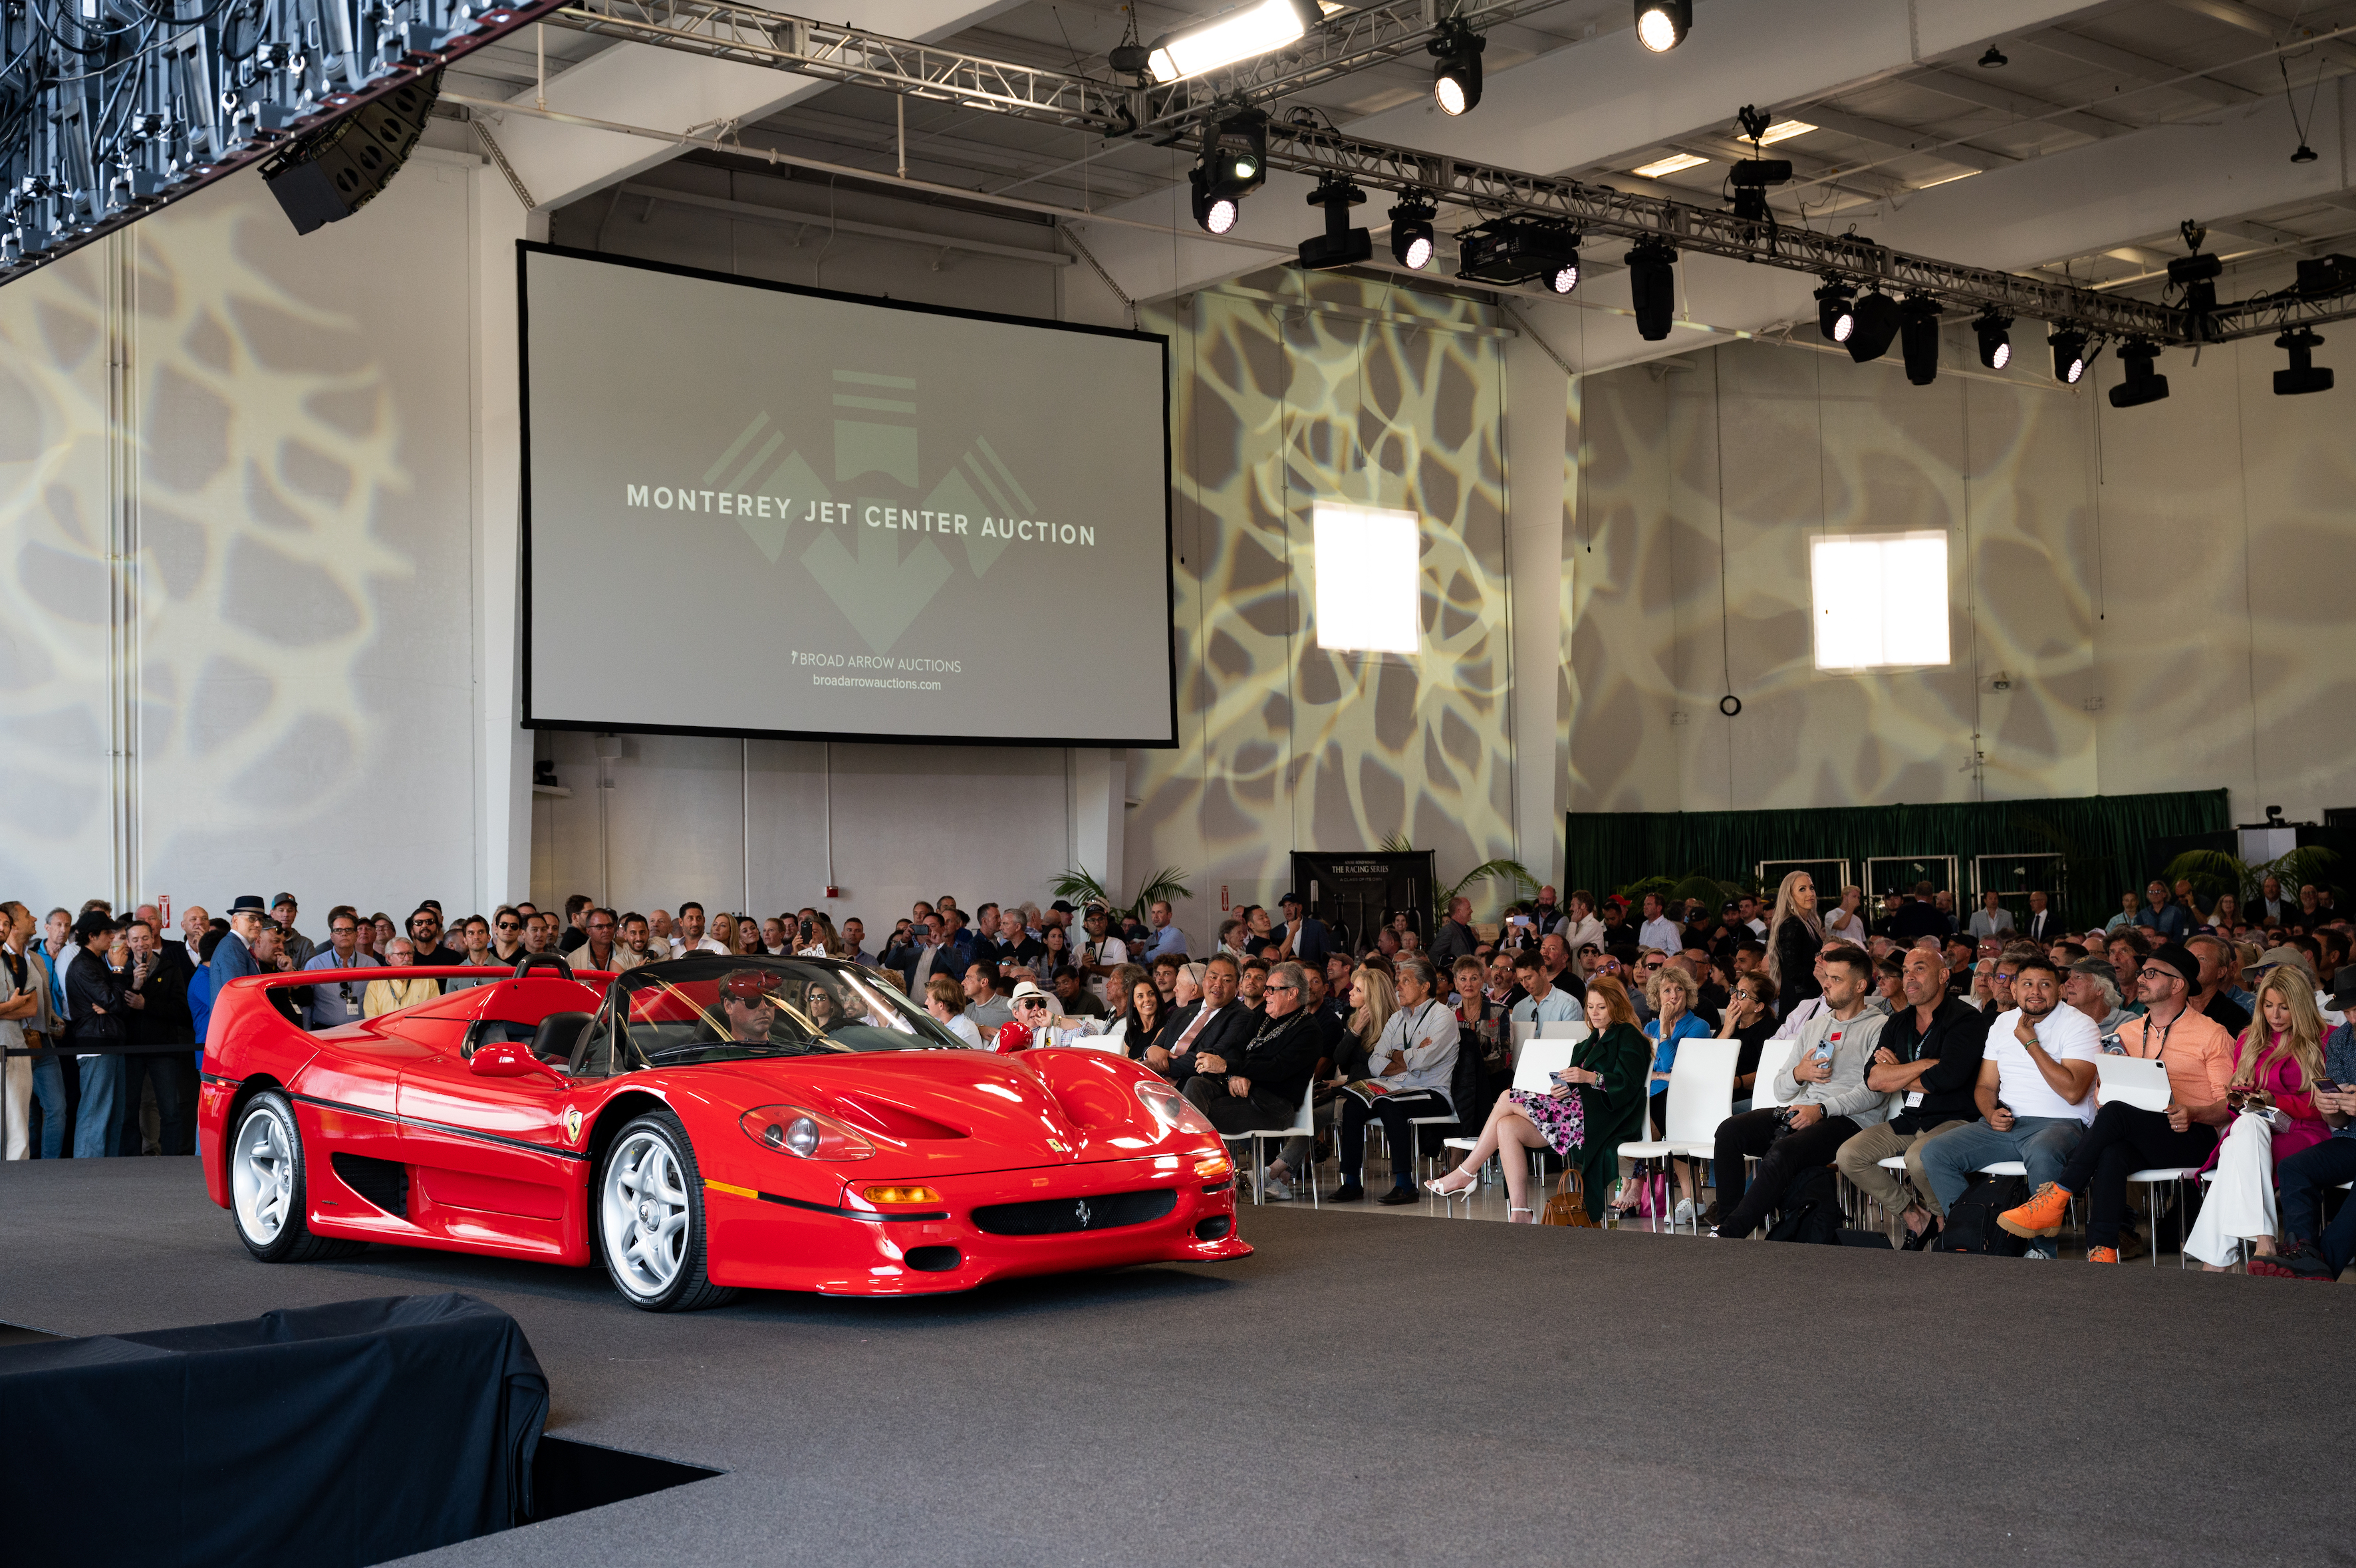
[1775,107,2018,174]
[2163,0,2356,72]
[1908,66,2146,142]
[2020,27,2258,108]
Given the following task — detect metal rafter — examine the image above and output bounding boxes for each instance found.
[541,0,2356,348]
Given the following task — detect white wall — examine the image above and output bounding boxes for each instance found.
[1568,323,2356,828]
[0,149,532,925]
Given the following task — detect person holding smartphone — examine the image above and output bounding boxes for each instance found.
[1424,974,1650,1222]
[2258,974,2356,1279]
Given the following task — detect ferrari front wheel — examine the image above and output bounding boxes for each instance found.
[229,1091,364,1263]
[598,1111,734,1312]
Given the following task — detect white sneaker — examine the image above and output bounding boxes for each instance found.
[2023,1246,2053,1260]
[1673,1199,1697,1226]
[1257,1170,1294,1202]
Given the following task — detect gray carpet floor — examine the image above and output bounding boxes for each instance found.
[2,1157,2341,1567]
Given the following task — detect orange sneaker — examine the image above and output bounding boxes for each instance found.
[2086,1246,2119,1263]
[1998,1182,2073,1239]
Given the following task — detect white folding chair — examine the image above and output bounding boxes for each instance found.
[2126,1166,2202,1268]
[1618,1037,1739,1233]
[1222,1081,1319,1210]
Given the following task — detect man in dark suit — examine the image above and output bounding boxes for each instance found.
[2022,890,2062,945]
[118,916,196,1155]
[1889,882,1950,943]
[1185,960,1323,1200]
[1143,953,1255,1085]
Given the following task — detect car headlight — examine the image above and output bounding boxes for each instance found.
[1134,1080,1220,1138]
[741,1104,876,1161]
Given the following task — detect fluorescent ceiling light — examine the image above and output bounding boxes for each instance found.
[1146,0,1321,84]
[1632,152,1708,178]
[1912,169,1980,189]
[1312,503,1420,654]
[1757,119,1815,144]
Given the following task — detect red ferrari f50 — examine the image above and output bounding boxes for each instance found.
[196,953,1249,1309]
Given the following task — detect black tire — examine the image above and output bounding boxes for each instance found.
[596,1110,734,1311]
[228,1090,365,1263]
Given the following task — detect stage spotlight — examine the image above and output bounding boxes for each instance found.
[1188,110,1267,235]
[1816,280,1855,344]
[1974,311,2012,369]
[1625,239,1677,339]
[1430,19,1485,116]
[1390,197,1437,269]
[1898,297,1940,385]
[1456,215,1580,292]
[1297,178,1372,271]
[2108,340,2169,408]
[1146,0,1323,83]
[2049,328,2089,384]
[1845,289,1900,362]
[2274,327,2334,395]
[1635,0,1690,52]
[1729,157,1792,222]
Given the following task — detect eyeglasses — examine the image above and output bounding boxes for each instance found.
[495,920,520,930]
[1017,999,1049,1011]
[330,924,356,934]
[1994,972,2016,982]
[1265,982,1299,993]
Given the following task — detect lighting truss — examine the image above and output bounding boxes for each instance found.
[0,0,571,288]
[547,0,1570,141]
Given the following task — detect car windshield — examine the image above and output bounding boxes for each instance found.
[597,955,967,1071]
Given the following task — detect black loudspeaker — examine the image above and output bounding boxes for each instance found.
[264,71,442,235]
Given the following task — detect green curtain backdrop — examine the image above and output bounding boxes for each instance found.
[1565,789,2232,918]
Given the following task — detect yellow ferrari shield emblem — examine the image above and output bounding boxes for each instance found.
[561,1107,584,1144]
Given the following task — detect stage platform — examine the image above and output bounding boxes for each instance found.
[2,1157,2337,1567]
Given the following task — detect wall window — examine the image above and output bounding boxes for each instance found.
[1311,503,1420,654]
[1810,530,1951,672]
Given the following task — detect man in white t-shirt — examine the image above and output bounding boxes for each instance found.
[1917,953,2098,1257]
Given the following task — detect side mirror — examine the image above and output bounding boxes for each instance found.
[469,1042,566,1085]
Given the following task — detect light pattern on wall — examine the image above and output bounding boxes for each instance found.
[1128,270,1516,900]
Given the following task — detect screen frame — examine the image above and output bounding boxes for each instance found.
[515,239,1180,749]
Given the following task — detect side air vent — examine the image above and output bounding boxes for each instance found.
[330,1152,410,1218]
[904,1245,962,1273]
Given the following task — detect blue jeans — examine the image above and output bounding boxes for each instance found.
[71,1054,122,1158]
[1920,1115,2085,1231]
[2278,1138,2356,1276]
[31,1055,67,1158]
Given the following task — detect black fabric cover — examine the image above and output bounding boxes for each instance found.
[0,1292,547,1568]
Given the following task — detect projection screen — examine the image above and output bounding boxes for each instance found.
[519,244,1176,745]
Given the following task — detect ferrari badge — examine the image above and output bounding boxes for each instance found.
[561,1107,584,1144]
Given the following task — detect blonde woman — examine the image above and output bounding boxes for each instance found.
[2186,968,2331,1270]
[1345,963,1398,1081]
[1765,870,1826,1009]
[1627,960,1712,1220]
[1824,885,1867,946]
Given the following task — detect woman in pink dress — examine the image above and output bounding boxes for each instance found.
[2184,967,2331,1270]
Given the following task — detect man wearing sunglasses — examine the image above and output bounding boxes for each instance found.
[405,906,463,972]
[300,907,382,1029]
[1185,961,1322,1199]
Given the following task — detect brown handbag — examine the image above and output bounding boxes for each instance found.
[1540,1166,1597,1228]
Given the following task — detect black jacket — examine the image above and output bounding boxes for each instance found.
[1874,996,1991,1132]
[128,944,196,1047]
[1213,1007,1323,1109]
[62,948,130,1048]
[1160,1001,1257,1087]
[1771,917,1825,1008]
[1889,902,1950,943]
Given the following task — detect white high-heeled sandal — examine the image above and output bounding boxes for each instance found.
[1508,1206,1535,1223]
[1422,1171,1480,1200]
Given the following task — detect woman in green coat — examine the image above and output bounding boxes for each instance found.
[1425,976,1653,1222]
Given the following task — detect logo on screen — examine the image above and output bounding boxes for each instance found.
[617,369,1093,656]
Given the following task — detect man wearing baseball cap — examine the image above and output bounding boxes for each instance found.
[270,894,315,969]
[1998,942,2236,1261]
[718,970,779,1043]
[1274,892,1329,966]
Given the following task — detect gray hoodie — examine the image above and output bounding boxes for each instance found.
[1775,1005,1896,1126]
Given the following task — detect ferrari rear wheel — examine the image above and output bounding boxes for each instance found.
[598,1111,733,1312]
[229,1091,364,1263]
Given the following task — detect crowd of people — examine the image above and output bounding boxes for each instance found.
[5,871,2351,1279]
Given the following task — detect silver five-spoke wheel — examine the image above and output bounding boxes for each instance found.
[232,1101,295,1245]
[595,1110,733,1311]
[603,1129,690,1296]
